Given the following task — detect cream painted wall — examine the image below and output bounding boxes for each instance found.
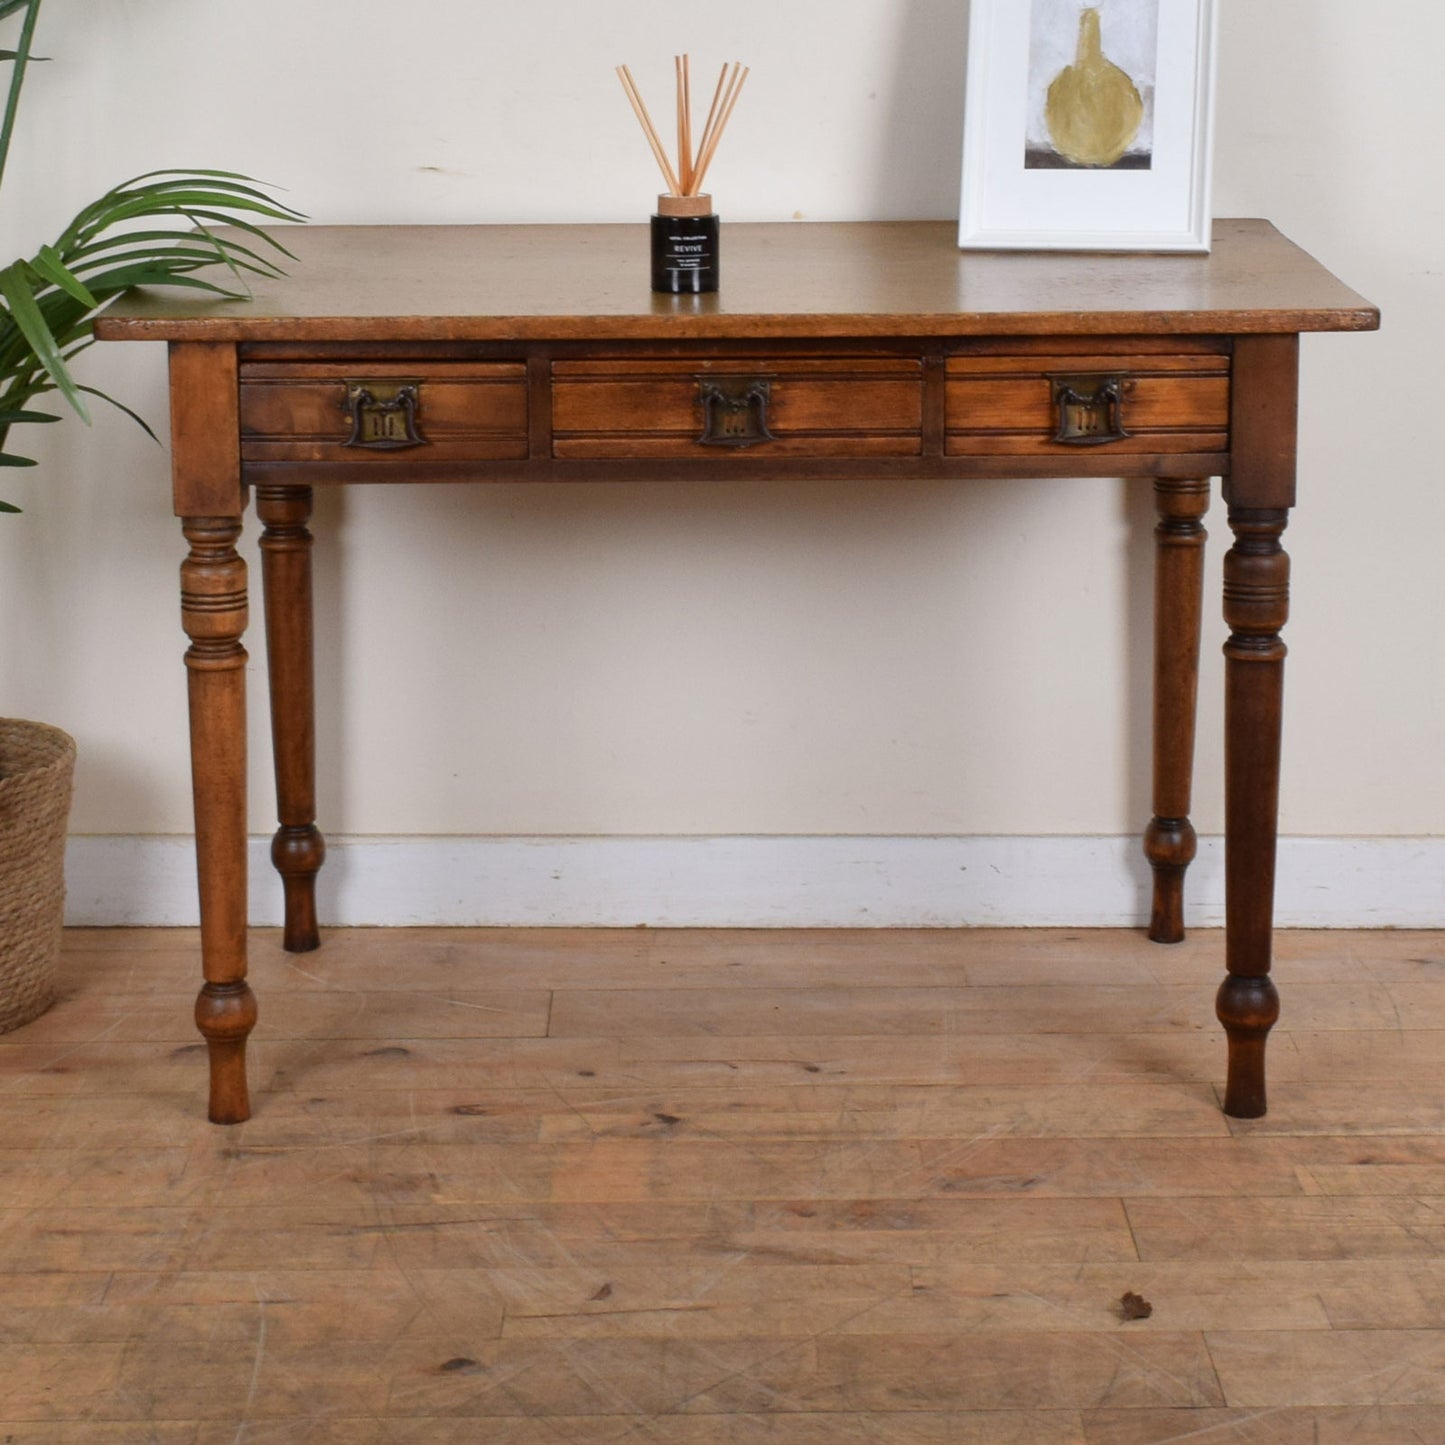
[0,1,1438,844]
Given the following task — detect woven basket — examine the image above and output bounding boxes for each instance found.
[0,719,75,1033]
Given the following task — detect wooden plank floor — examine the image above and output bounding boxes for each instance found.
[1,926,1444,1442]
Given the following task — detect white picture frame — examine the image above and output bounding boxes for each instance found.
[958,0,1218,252]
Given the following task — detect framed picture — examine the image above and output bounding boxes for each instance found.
[958,0,1218,252]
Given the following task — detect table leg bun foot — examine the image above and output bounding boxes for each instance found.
[195,980,258,1124]
[1216,972,1279,1118]
[1144,816,1196,944]
[1147,871,1186,944]
[272,823,325,953]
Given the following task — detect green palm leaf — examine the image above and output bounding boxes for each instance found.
[70,229,286,272]
[0,184,303,488]
[74,383,159,442]
[0,2,305,509]
[0,259,87,418]
[30,243,96,306]
[0,0,39,193]
[62,174,302,246]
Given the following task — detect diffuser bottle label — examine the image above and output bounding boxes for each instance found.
[664,230,708,270]
[651,213,720,293]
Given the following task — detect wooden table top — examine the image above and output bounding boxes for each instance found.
[94,219,1378,345]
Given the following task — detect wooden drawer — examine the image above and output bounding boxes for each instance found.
[945,351,1229,457]
[239,362,528,464]
[552,357,923,459]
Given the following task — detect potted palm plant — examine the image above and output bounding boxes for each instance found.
[0,0,301,1031]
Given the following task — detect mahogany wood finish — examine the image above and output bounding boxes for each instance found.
[1219,506,1290,1118]
[552,356,924,459]
[179,516,254,1125]
[241,361,528,465]
[167,343,254,1124]
[1215,334,1303,1118]
[944,348,1230,458]
[1145,477,1210,944]
[97,221,1376,1123]
[166,341,242,515]
[98,220,1377,342]
[256,485,325,954]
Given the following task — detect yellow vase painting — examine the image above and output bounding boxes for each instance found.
[1025,0,1158,171]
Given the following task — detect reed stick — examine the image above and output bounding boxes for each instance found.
[677,55,693,194]
[616,63,681,196]
[616,54,748,200]
[690,64,748,196]
[693,61,731,186]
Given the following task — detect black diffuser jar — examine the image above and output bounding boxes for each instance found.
[651,194,719,293]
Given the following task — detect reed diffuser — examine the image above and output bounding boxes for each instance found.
[616,55,749,293]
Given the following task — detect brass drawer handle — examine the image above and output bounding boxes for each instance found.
[343,379,425,449]
[697,376,775,448]
[1051,374,1130,446]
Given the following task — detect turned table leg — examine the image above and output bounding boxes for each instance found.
[257,484,325,953]
[1218,506,1289,1117]
[1144,477,1209,943]
[181,516,255,1125]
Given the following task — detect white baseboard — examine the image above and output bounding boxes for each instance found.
[63,834,1445,929]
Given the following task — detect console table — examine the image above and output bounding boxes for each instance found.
[95,219,1377,1125]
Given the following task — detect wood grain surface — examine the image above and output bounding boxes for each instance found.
[94,220,1379,343]
[1,925,1442,1438]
